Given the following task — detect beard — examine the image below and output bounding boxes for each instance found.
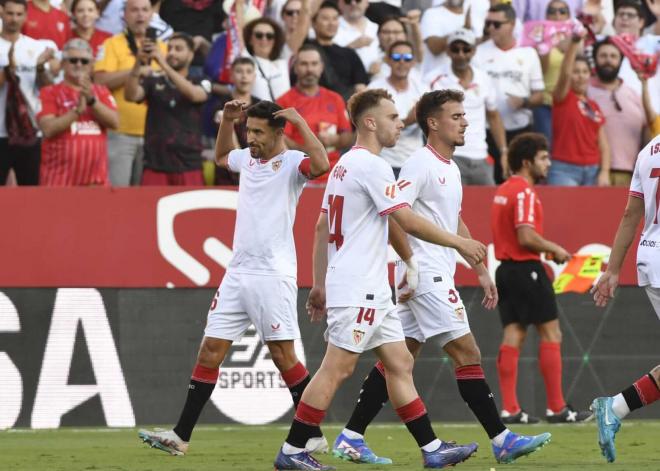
[595,64,620,83]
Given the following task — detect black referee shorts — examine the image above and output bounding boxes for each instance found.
[495,260,558,327]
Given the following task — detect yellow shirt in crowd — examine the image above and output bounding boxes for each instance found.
[652,116,660,137]
[94,33,167,136]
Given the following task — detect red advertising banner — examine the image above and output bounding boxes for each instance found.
[0,186,639,288]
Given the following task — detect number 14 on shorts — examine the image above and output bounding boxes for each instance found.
[356,307,375,325]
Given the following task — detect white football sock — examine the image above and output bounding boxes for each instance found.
[611,393,630,419]
[491,429,511,447]
[282,442,306,455]
[341,428,364,440]
[421,439,442,452]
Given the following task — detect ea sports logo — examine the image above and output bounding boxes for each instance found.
[210,328,306,424]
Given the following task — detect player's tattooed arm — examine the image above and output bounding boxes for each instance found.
[273,107,330,178]
[307,213,329,322]
[215,99,246,167]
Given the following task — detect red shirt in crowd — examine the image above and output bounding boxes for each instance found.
[277,86,351,184]
[37,83,116,186]
[73,29,112,58]
[552,89,605,166]
[491,175,544,261]
[22,2,71,50]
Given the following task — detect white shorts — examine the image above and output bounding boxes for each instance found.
[205,272,300,342]
[325,305,405,353]
[398,283,471,347]
[645,286,660,321]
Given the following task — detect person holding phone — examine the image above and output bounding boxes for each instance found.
[93,0,166,186]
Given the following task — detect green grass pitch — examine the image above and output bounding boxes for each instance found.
[2,422,659,471]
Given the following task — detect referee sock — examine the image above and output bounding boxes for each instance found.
[173,364,218,442]
[284,401,326,451]
[281,362,310,409]
[455,365,506,439]
[497,345,520,414]
[345,361,389,435]
[539,342,565,413]
[615,373,660,419]
[395,397,438,449]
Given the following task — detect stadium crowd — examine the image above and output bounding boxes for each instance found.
[0,0,658,187]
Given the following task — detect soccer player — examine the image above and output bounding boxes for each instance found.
[138,100,330,455]
[491,133,591,424]
[274,88,488,471]
[332,90,551,466]
[590,134,660,463]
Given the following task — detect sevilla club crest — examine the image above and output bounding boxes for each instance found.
[272,160,282,172]
[353,329,365,345]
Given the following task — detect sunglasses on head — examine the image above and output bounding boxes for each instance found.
[390,52,414,62]
[485,19,508,29]
[254,31,275,40]
[65,57,90,65]
[449,44,473,54]
[283,8,300,16]
[547,7,568,15]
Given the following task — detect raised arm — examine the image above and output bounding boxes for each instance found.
[215,99,246,167]
[150,42,209,103]
[552,35,582,104]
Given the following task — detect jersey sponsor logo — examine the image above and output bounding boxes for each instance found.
[70,120,102,135]
[640,239,659,248]
[272,160,282,172]
[211,327,306,424]
[493,195,507,205]
[352,329,365,345]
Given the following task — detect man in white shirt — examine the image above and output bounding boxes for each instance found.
[429,28,507,185]
[591,134,660,463]
[0,0,57,185]
[368,40,427,177]
[334,0,381,74]
[274,88,487,470]
[474,2,544,183]
[138,100,330,457]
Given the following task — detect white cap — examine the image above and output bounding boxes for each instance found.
[447,28,476,47]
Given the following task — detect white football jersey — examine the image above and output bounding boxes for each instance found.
[629,135,660,288]
[322,146,410,309]
[227,148,311,278]
[395,145,463,295]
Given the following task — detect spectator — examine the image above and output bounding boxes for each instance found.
[125,32,211,185]
[70,0,112,57]
[534,0,572,147]
[22,0,71,49]
[640,73,660,136]
[474,2,544,183]
[94,0,167,186]
[419,0,477,77]
[37,38,118,186]
[159,0,219,46]
[512,0,583,22]
[213,57,260,185]
[96,0,173,40]
[280,0,312,61]
[588,39,646,186]
[0,0,57,186]
[430,28,506,185]
[277,44,353,185]
[242,17,290,101]
[369,40,426,177]
[371,13,424,81]
[645,0,660,36]
[548,27,609,186]
[334,0,381,73]
[307,1,369,101]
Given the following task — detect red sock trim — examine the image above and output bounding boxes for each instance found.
[539,342,565,413]
[497,345,520,414]
[633,374,660,406]
[191,364,219,384]
[395,397,427,424]
[455,364,485,380]
[294,401,326,427]
[281,362,309,387]
[375,361,385,377]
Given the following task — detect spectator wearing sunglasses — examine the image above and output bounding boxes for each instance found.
[548,25,610,186]
[588,39,646,186]
[511,0,583,22]
[429,28,506,185]
[474,3,544,183]
[37,39,118,186]
[334,0,381,74]
[368,40,426,177]
[371,14,424,82]
[279,0,311,62]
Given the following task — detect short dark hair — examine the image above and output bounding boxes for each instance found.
[488,3,516,22]
[246,100,285,130]
[592,38,622,63]
[1,0,28,8]
[297,42,324,59]
[415,89,464,137]
[70,0,99,15]
[378,16,406,35]
[169,32,195,51]
[231,57,255,69]
[313,0,340,22]
[508,132,548,172]
[387,40,413,56]
[347,89,394,128]
[614,0,643,17]
[243,17,285,61]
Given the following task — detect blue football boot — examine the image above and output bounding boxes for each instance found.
[422,441,479,468]
[591,397,621,463]
[492,431,551,464]
[274,448,336,470]
[332,432,393,464]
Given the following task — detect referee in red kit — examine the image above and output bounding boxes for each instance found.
[490,132,591,424]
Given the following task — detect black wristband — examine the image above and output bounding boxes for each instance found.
[86,95,97,107]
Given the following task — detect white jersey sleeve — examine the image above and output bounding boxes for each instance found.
[361,158,410,216]
[397,159,427,207]
[227,148,250,173]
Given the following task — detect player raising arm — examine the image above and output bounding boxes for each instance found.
[590,134,660,463]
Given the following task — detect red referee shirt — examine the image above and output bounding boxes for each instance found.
[277,86,351,183]
[22,2,71,50]
[37,83,116,186]
[491,175,544,261]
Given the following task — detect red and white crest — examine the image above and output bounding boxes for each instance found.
[352,329,365,345]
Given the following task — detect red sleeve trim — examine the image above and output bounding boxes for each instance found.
[379,202,410,216]
[320,208,328,213]
[298,157,313,179]
[629,191,644,199]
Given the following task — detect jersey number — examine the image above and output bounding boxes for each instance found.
[328,194,345,249]
[652,168,660,224]
[357,307,375,326]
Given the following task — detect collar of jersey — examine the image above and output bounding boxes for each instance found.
[425,144,451,164]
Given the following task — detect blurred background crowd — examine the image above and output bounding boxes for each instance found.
[0,0,658,187]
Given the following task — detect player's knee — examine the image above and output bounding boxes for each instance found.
[384,351,415,378]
